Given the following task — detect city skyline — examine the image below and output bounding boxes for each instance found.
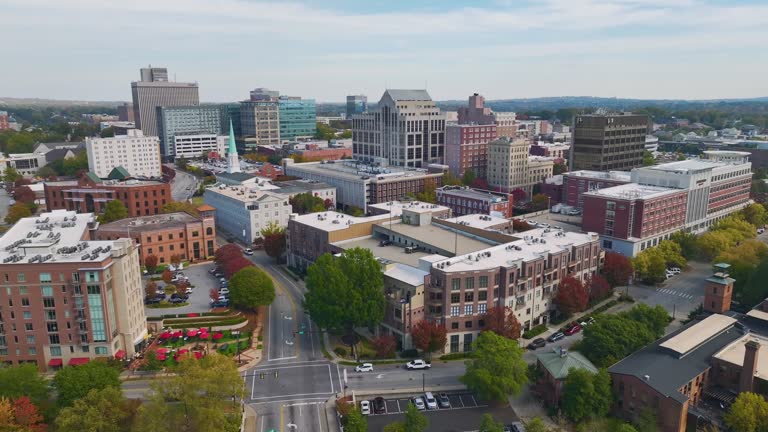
[2,0,767,102]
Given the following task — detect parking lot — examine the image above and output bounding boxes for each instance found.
[363,392,519,432]
[143,261,219,317]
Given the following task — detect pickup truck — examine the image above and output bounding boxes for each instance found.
[405,359,432,370]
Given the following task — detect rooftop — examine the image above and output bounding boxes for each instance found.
[437,186,509,203]
[205,184,287,203]
[368,201,450,215]
[285,160,441,183]
[639,159,723,174]
[443,214,511,230]
[713,333,768,380]
[385,89,432,102]
[215,172,258,183]
[379,221,494,255]
[384,263,429,287]
[537,349,598,380]
[565,170,632,182]
[333,236,435,268]
[660,314,737,356]
[272,179,335,193]
[582,183,682,200]
[45,178,165,188]
[97,212,201,233]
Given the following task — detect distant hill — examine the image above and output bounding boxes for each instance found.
[0,97,125,108]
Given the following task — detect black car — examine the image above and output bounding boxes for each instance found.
[373,397,386,414]
[144,297,161,305]
[527,338,546,350]
[169,297,185,304]
[171,293,188,300]
[211,300,230,308]
[379,239,392,246]
[547,332,565,343]
[155,292,166,300]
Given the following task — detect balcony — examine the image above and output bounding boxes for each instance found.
[515,302,526,311]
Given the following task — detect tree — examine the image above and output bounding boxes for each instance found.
[482,305,521,339]
[530,194,549,211]
[411,320,447,358]
[633,248,667,284]
[98,200,128,223]
[670,231,698,260]
[657,240,686,268]
[442,171,462,186]
[371,335,397,359]
[210,288,221,302]
[602,252,633,288]
[161,201,199,217]
[5,202,31,224]
[562,369,612,423]
[462,169,477,187]
[634,408,658,432]
[580,312,656,367]
[223,256,253,279]
[526,417,552,432]
[743,203,768,227]
[36,166,57,180]
[713,215,757,240]
[214,244,241,265]
[725,392,768,432]
[511,188,527,202]
[696,231,733,261]
[289,192,325,214]
[588,275,612,303]
[144,254,158,274]
[460,331,528,401]
[624,303,670,338]
[553,162,568,175]
[0,396,47,432]
[53,361,121,408]
[742,255,768,309]
[403,402,428,432]
[12,185,36,205]
[161,269,173,284]
[384,423,405,432]
[554,276,589,315]
[479,413,504,432]
[344,407,367,432]
[3,166,21,183]
[145,280,158,298]
[0,364,50,411]
[261,221,286,261]
[99,127,115,138]
[170,254,182,267]
[228,266,275,311]
[55,387,135,432]
[345,205,364,217]
[642,151,656,167]
[175,156,188,171]
[175,280,190,296]
[415,178,437,204]
[304,248,385,331]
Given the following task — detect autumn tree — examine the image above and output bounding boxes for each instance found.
[588,275,612,303]
[12,185,36,204]
[411,320,448,359]
[214,244,242,265]
[261,221,286,262]
[530,193,550,211]
[175,280,190,296]
[511,188,527,202]
[170,254,182,266]
[5,202,32,224]
[223,255,253,279]
[482,306,522,339]
[602,252,633,288]
[371,335,397,359]
[0,396,47,432]
[161,269,173,284]
[144,254,159,274]
[554,276,589,315]
[210,288,221,302]
[145,280,158,298]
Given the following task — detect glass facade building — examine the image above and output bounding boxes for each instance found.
[156,105,226,157]
[346,95,367,119]
[278,97,316,141]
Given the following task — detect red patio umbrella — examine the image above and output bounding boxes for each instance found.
[193,351,203,359]
[172,331,183,338]
[199,332,210,339]
[157,354,167,361]
[156,347,169,354]
[159,332,171,339]
[212,333,223,340]
[186,330,198,338]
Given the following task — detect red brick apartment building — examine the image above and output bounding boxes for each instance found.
[436,186,513,218]
[561,170,631,208]
[444,123,497,178]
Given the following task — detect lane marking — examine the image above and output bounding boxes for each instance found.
[251,392,335,401]
[268,356,298,362]
[249,397,330,406]
[316,402,323,432]
[328,363,335,394]
[255,360,327,368]
[336,363,343,393]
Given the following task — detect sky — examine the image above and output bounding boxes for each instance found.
[2,0,767,103]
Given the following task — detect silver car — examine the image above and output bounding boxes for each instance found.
[412,396,426,411]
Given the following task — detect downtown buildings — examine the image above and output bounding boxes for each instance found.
[346,95,367,119]
[131,66,199,137]
[0,111,9,131]
[240,88,317,148]
[487,137,555,195]
[570,112,651,172]
[85,130,162,178]
[279,97,317,141]
[444,123,497,178]
[156,105,229,158]
[436,186,513,218]
[0,210,146,370]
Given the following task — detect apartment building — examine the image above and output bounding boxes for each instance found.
[444,123,497,178]
[352,89,447,167]
[203,185,292,244]
[570,112,650,171]
[86,130,162,178]
[0,210,146,371]
[436,186,513,218]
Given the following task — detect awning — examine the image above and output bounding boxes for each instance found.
[114,350,126,359]
[48,358,63,367]
[68,357,90,366]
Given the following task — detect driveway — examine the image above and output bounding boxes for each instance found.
[144,261,219,317]
[627,260,711,320]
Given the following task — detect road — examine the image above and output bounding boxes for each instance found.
[627,260,711,319]
[167,165,198,202]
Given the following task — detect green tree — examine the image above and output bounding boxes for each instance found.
[553,162,568,175]
[697,230,733,261]
[304,248,385,331]
[479,413,504,432]
[642,151,656,166]
[98,200,129,223]
[562,369,597,422]
[99,127,115,138]
[743,203,768,227]
[289,192,325,214]
[415,178,437,204]
[383,422,405,432]
[53,361,121,408]
[725,392,768,432]
[530,193,550,211]
[442,171,462,186]
[228,266,276,311]
[634,408,658,432]
[0,364,50,412]
[36,166,57,179]
[161,201,199,217]
[460,331,528,401]
[580,309,658,367]
[624,303,669,338]
[344,407,367,432]
[670,231,698,260]
[403,402,428,432]
[3,166,21,183]
[345,205,364,217]
[462,169,477,186]
[633,248,667,284]
[55,387,135,432]
[743,256,768,310]
[260,221,286,261]
[5,202,32,224]
[657,240,686,268]
[526,417,552,432]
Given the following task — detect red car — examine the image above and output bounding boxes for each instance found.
[564,323,582,336]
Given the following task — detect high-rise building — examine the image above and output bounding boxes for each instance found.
[279,97,316,141]
[250,88,280,101]
[86,130,162,178]
[487,137,554,195]
[346,95,367,119]
[240,90,280,148]
[0,111,9,130]
[0,210,146,371]
[156,105,225,157]
[117,103,134,122]
[444,123,497,178]
[352,89,447,167]
[569,112,650,171]
[131,66,199,137]
[458,93,495,125]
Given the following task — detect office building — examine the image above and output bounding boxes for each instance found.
[561,170,632,208]
[44,174,171,217]
[0,111,10,130]
[456,93,515,137]
[240,96,280,148]
[279,97,316,141]
[0,153,47,178]
[282,159,444,212]
[582,151,752,256]
[171,134,227,159]
[530,142,570,160]
[250,88,279,101]
[346,95,367,119]
[203,185,292,244]
[487,138,555,195]
[0,210,146,371]
[570,112,650,171]
[86,130,162,178]
[444,123,497,178]
[436,186,513,218]
[352,89,447,167]
[94,208,217,264]
[131,66,199,137]
[117,103,134,122]
[156,105,225,157]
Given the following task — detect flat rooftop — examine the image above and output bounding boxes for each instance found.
[291,202,443,233]
[380,221,498,255]
[272,179,335,195]
[566,170,632,182]
[45,179,165,187]
[333,236,436,268]
[443,214,511,230]
[660,314,737,356]
[285,160,440,182]
[582,183,682,200]
[640,159,723,173]
[714,333,768,380]
[205,184,286,203]
[98,212,200,233]
[368,201,450,215]
[437,187,508,203]
[384,263,429,287]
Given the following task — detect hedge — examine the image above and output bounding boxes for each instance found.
[161,311,232,319]
[164,316,247,329]
[147,302,189,309]
[439,352,472,361]
[163,313,241,325]
[523,324,548,339]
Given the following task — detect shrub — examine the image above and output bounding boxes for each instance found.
[333,347,347,357]
[522,324,548,339]
[439,352,472,361]
[399,348,419,358]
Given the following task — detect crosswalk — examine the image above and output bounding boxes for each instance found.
[656,288,696,300]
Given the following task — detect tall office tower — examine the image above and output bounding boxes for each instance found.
[351,89,447,167]
[346,95,367,119]
[156,105,226,156]
[279,96,316,141]
[240,92,280,148]
[458,93,495,124]
[570,112,650,171]
[131,66,199,137]
[116,103,134,122]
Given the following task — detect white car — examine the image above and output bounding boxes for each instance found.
[185,287,193,294]
[669,267,681,274]
[244,248,254,255]
[412,396,426,411]
[424,392,438,410]
[218,288,230,295]
[360,400,371,415]
[355,363,373,372]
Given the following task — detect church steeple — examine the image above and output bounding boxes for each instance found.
[226,120,241,174]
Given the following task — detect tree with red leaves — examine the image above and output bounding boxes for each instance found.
[215,244,242,265]
[144,254,158,274]
[323,198,333,209]
[411,320,447,358]
[554,276,589,315]
[161,269,173,284]
[471,177,490,190]
[371,335,397,359]
[12,186,36,204]
[11,396,47,432]
[588,275,612,303]
[512,219,533,232]
[145,280,158,298]
[209,288,220,302]
[511,188,527,202]
[602,252,634,288]
[261,222,286,262]
[482,305,522,339]
[175,280,189,296]
[223,256,253,279]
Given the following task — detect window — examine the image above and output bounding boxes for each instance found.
[450,306,460,317]
[42,286,53,296]
[465,277,474,290]
[464,304,473,315]
[24,323,33,331]
[478,304,487,314]
[95,347,108,355]
[26,335,35,344]
[451,322,459,329]
[450,293,460,303]
[43,298,55,308]
[451,279,460,291]
[47,322,58,332]
[23,311,31,319]
[464,292,474,302]
[49,335,60,344]
[479,276,488,288]
[39,273,51,283]
[21,298,30,306]
[478,291,487,301]
[465,321,473,328]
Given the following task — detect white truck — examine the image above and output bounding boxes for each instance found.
[405,359,432,370]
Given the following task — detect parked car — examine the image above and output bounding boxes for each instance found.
[568,209,581,215]
[527,338,546,350]
[214,271,224,278]
[208,268,219,275]
[244,248,253,255]
[668,267,681,274]
[564,323,582,336]
[169,297,185,304]
[424,392,438,410]
[412,396,426,411]
[155,292,166,300]
[547,332,565,343]
[218,288,230,295]
[437,392,451,409]
[185,286,194,294]
[220,281,229,288]
[758,228,765,235]
[379,239,392,246]
[211,300,230,308]
[355,363,373,372]
[405,359,431,370]
[171,293,188,300]
[373,397,386,414]
[507,421,526,432]
[144,297,161,305]
[360,400,371,415]
[580,316,595,327]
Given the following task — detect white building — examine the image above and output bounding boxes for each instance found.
[487,137,555,195]
[86,130,162,179]
[203,185,292,244]
[173,134,227,159]
[0,153,48,177]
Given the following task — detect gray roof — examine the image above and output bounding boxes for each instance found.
[216,172,257,182]
[384,89,432,102]
[537,349,598,380]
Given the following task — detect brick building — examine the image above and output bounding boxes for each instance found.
[444,123,497,178]
[94,208,217,265]
[44,174,172,217]
[436,186,513,218]
[561,170,631,208]
[0,210,146,371]
[534,348,598,407]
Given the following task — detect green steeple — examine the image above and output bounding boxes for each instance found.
[228,120,236,155]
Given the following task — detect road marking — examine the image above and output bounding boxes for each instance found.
[316,402,323,432]
[269,356,298,362]
[285,340,294,346]
[376,374,384,379]
[251,392,335,401]
[259,415,264,432]
[249,397,330,406]
[329,363,335,394]
[396,399,400,413]
[308,318,316,358]
[336,364,343,394]
[470,394,477,406]
[248,364,330,374]
[280,405,284,432]
[267,306,273,360]
[251,372,257,399]
[255,360,327,367]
